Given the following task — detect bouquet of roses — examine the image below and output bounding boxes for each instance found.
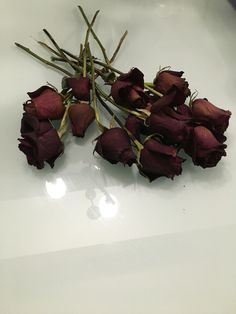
[16,6,231,182]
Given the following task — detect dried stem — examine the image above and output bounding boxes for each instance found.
[109,30,128,64]
[83,10,99,77]
[15,42,73,76]
[78,6,109,64]
[43,28,79,74]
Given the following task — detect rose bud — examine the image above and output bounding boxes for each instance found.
[139,138,184,181]
[184,126,227,168]
[94,127,136,166]
[111,68,149,109]
[192,98,231,134]
[68,102,95,137]
[18,113,64,169]
[24,86,65,120]
[125,114,143,140]
[65,77,90,101]
[153,70,191,105]
[20,112,52,135]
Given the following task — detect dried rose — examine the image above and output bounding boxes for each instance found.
[153,70,191,105]
[146,92,192,144]
[95,127,136,166]
[24,86,65,120]
[111,68,148,109]
[65,77,90,101]
[68,102,95,137]
[192,98,231,134]
[184,126,227,168]
[18,113,64,169]
[139,138,184,181]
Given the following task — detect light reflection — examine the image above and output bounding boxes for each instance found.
[99,194,118,219]
[45,178,67,199]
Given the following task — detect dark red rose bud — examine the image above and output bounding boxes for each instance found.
[111,68,148,109]
[18,114,64,169]
[20,112,52,135]
[66,77,90,101]
[139,138,184,181]
[147,108,191,145]
[68,102,95,137]
[153,70,190,105]
[192,98,231,134]
[24,86,65,120]
[151,87,180,113]
[95,127,136,166]
[184,126,227,168]
[125,114,143,140]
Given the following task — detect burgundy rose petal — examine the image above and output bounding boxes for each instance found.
[151,87,178,113]
[192,98,231,134]
[18,115,64,169]
[111,68,148,109]
[139,138,184,181]
[185,126,227,168]
[147,111,191,145]
[95,127,136,166]
[118,67,144,89]
[66,77,90,101]
[25,86,65,120]
[20,113,52,135]
[68,102,95,137]
[125,114,143,140]
[153,70,191,105]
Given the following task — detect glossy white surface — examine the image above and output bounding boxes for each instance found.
[0,0,236,313]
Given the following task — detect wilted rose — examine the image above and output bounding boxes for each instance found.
[68,102,95,137]
[24,86,65,120]
[184,126,227,168]
[94,127,136,166]
[192,98,231,134]
[111,68,148,109]
[18,113,64,169]
[139,138,184,181]
[153,70,191,105]
[65,77,90,101]
[146,92,192,144]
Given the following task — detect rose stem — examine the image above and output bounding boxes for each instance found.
[43,28,79,74]
[96,92,123,128]
[87,43,105,131]
[109,30,128,64]
[57,94,73,138]
[15,42,73,76]
[144,84,163,97]
[38,40,83,75]
[78,6,110,64]
[83,10,99,77]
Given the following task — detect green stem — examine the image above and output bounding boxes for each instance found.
[15,42,73,76]
[144,84,163,97]
[78,6,109,64]
[144,82,154,87]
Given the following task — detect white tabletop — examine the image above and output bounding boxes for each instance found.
[0,0,236,313]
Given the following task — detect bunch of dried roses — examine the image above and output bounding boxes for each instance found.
[16,6,231,182]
